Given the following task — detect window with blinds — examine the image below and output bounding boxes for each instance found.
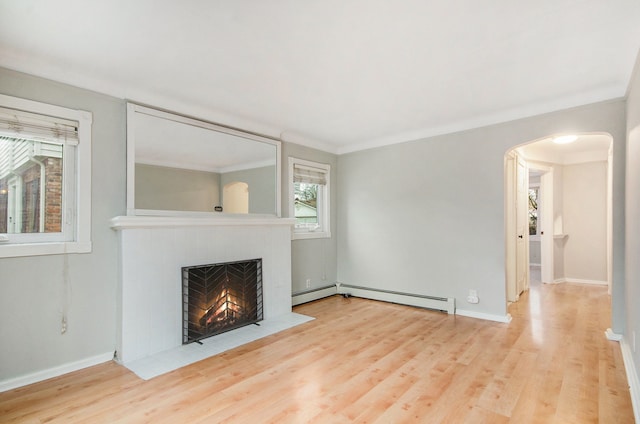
[289,157,331,239]
[0,94,92,257]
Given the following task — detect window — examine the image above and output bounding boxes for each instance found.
[528,187,539,235]
[288,157,330,239]
[0,94,92,257]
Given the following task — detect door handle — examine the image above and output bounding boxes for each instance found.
[518,235,523,239]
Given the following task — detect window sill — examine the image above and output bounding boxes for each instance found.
[0,241,92,258]
[292,231,331,240]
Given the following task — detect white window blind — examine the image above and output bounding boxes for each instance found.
[293,164,327,185]
[0,106,79,145]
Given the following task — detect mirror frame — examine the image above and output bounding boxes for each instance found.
[126,103,281,217]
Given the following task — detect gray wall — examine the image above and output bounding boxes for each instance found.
[135,164,220,212]
[0,67,338,384]
[337,100,626,322]
[562,161,608,282]
[529,240,541,265]
[553,164,565,281]
[282,142,338,294]
[0,68,125,380]
[0,63,631,386]
[221,165,276,214]
[625,52,640,388]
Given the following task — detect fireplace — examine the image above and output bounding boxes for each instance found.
[182,258,263,344]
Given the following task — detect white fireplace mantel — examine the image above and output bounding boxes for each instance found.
[112,215,295,364]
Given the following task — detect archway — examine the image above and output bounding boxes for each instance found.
[223,182,249,214]
[505,133,613,303]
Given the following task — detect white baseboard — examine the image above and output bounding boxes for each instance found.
[456,309,513,323]
[292,285,338,306]
[619,337,640,424]
[552,278,608,286]
[0,352,114,393]
[338,284,455,314]
[605,328,623,341]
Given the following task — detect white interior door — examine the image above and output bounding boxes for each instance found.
[515,157,529,296]
[538,167,554,284]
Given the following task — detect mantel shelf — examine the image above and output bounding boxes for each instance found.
[111,215,295,230]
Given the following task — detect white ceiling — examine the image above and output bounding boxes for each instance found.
[516,134,611,165]
[1,1,639,154]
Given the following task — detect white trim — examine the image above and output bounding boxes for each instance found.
[292,230,332,240]
[337,89,623,154]
[126,102,282,217]
[126,103,136,215]
[75,110,92,247]
[0,352,113,393]
[456,309,513,323]
[552,278,608,286]
[292,285,338,306]
[0,95,92,258]
[338,284,455,314]
[0,241,91,258]
[620,337,640,424]
[136,157,276,174]
[131,208,282,218]
[605,328,623,341]
[111,215,295,230]
[289,157,331,240]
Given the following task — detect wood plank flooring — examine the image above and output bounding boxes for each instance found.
[0,282,634,423]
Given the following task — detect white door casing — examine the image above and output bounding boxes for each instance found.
[505,152,517,302]
[515,156,529,296]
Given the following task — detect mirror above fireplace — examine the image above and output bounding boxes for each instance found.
[126,103,281,217]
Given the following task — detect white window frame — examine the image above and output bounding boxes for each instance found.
[289,157,331,240]
[0,94,92,258]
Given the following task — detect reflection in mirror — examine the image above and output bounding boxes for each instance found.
[127,104,281,216]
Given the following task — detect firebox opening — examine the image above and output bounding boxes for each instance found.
[182,258,263,344]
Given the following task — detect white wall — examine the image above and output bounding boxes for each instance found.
[0,68,125,382]
[337,100,626,322]
[562,161,608,283]
[625,51,640,395]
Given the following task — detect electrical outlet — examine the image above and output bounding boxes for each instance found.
[306,278,311,288]
[467,289,479,304]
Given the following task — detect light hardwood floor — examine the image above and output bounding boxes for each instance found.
[0,283,634,423]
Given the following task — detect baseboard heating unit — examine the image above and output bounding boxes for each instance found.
[338,284,455,314]
[292,284,338,306]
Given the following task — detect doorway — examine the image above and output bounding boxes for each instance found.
[505,133,612,304]
[527,164,553,287]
